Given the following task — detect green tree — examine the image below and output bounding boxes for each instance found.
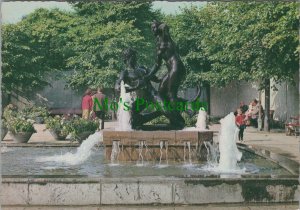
[2,8,73,97]
[203,2,298,130]
[65,2,161,90]
[168,2,298,129]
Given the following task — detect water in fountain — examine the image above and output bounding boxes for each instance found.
[196,110,207,130]
[218,112,243,172]
[157,141,168,167]
[187,141,192,164]
[37,131,103,165]
[115,81,132,131]
[199,112,245,174]
[183,141,192,165]
[110,140,120,165]
[137,140,144,166]
[203,141,219,166]
[165,141,169,165]
[183,110,207,131]
[159,141,164,164]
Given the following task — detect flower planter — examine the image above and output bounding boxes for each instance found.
[11,132,33,143]
[49,130,68,141]
[1,127,8,141]
[76,131,94,144]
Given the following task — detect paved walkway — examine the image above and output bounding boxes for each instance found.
[2,121,299,163]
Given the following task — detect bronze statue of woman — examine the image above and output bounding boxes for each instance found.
[146,20,187,102]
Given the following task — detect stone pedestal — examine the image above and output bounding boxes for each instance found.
[103,130,213,162]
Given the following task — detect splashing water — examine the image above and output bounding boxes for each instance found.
[218,112,243,172]
[111,140,120,165]
[203,141,219,166]
[138,140,144,165]
[183,110,207,131]
[116,81,132,131]
[196,110,207,130]
[199,112,245,174]
[37,131,103,165]
[159,141,164,164]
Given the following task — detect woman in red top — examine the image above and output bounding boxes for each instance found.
[82,88,93,120]
[235,108,246,141]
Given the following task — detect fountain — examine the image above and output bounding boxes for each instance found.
[1,20,299,207]
[196,109,207,130]
[218,112,243,172]
[115,81,132,131]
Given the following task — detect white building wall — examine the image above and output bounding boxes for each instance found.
[210,71,299,122]
[269,72,299,122]
[210,81,259,117]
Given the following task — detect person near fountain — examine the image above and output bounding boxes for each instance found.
[245,99,260,128]
[234,101,249,116]
[81,88,93,120]
[92,87,106,129]
[235,108,246,141]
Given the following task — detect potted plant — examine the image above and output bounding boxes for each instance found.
[45,116,72,140]
[70,117,99,143]
[8,118,36,143]
[3,104,36,143]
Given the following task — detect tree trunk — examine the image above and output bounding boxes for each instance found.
[258,91,262,131]
[264,79,270,132]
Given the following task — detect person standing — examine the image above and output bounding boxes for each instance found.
[235,108,246,141]
[239,101,248,114]
[82,88,93,120]
[92,87,106,129]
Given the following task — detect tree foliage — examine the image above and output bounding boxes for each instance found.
[2,2,160,93]
[2,2,298,95]
[167,2,298,89]
[65,2,160,90]
[2,8,73,94]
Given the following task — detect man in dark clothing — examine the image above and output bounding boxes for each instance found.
[92,87,106,129]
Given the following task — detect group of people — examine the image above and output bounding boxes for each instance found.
[81,87,106,129]
[235,99,263,141]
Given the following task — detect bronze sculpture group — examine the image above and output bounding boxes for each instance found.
[115,20,200,130]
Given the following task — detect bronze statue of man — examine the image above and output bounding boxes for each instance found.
[115,21,201,130]
[146,20,187,103]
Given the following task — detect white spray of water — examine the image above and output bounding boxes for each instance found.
[199,112,245,174]
[110,140,120,165]
[115,81,132,131]
[37,131,103,165]
[218,112,243,172]
[196,110,207,130]
[184,110,207,131]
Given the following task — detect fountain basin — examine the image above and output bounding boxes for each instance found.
[1,176,299,205]
[103,130,214,161]
[1,145,299,206]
